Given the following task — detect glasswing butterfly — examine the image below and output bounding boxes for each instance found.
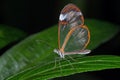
[54,3,91,58]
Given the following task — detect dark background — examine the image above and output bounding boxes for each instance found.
[0,0,120,80]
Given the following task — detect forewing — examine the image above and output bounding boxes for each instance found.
[58,4,84,49]
[64,25,90,52]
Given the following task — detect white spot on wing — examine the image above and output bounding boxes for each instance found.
[76,12,82,16]
[59,14,67,21]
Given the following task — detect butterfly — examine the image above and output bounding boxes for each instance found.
[54,3,91,58]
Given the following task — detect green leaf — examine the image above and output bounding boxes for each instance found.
[0,19,120,80]
[7,55,120,80]
[0,25,26,49]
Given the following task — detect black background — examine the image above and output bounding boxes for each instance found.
[0,0,120,80]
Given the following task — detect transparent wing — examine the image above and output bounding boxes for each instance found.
[58,4,84,49]
[64,25,90,52]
